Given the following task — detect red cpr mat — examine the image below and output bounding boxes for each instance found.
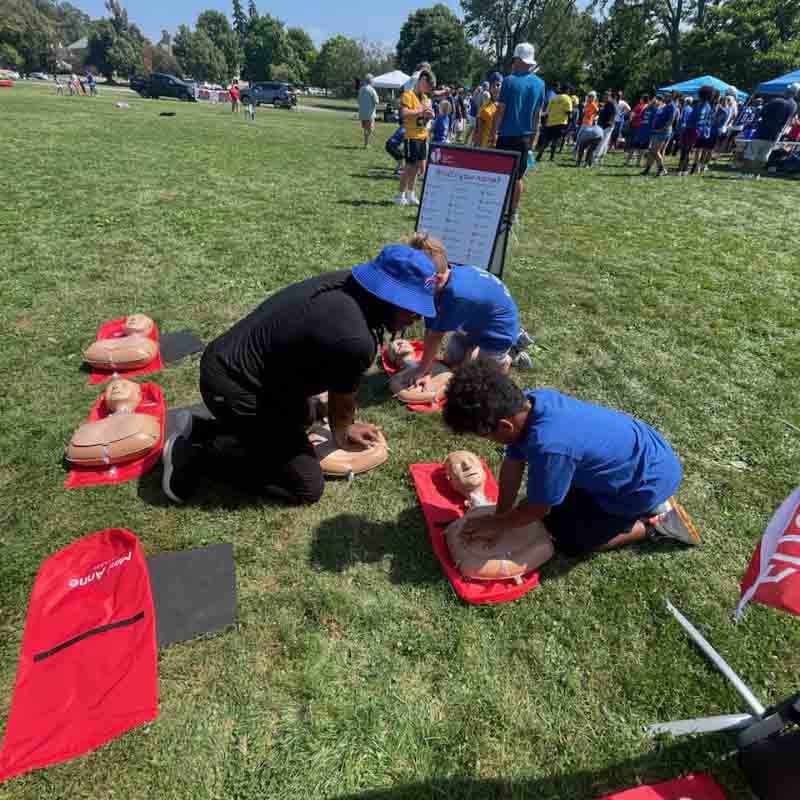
[736,486,800,619]
[0,529,158,784]
[64,382,166,489]
[410,462,540,605]
[596,774,727,800]
[380,339,424,375]
[88,317,163,384]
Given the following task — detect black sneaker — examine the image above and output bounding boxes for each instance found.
[161,431,199,503]
[646,497,701,546]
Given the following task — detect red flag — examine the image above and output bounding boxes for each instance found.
[0,529,158,783]
[736,487,800,620]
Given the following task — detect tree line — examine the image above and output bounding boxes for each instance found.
[1,0,797,97]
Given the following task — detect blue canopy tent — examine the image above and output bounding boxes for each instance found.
[756,69,800,96]
[658,75,748,102]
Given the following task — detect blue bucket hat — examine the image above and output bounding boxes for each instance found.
[351,244,437,318]
[489,72,503,84]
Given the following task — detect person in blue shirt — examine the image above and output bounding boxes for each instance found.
[432,99,451,143]
[642,91,678,177]
[677,85,714,176]
[492,42,545,223]
[633,96,658,166]
[402,235,534,389]
[385,125,406,176]
[441,362,700,558]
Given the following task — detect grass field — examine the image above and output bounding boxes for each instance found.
[1,84,799,800]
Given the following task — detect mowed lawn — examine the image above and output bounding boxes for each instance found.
[1,83,799,800]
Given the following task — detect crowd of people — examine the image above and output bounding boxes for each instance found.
[356,59,800,196]
[55,71,97,97]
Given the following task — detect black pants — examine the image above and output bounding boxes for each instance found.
[197,353,324,505]
[537,124,567,160]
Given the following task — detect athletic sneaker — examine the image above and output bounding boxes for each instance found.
[517,329,536,349]
[394,193,408,206]
[646,497,701,546]
[407,193,420,206]
[511,350,534,369]
[162,427,199,504]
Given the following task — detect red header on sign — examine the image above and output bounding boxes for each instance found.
[428,144,518,175]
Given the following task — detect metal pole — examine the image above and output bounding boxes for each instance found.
[666,599,766,718]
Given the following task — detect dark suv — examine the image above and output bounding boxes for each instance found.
[130,73,197,101]
[240,81,296,108]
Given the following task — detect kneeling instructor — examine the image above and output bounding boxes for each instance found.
[162,244,438,505]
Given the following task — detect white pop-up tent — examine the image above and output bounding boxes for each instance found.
[371,70,411,90]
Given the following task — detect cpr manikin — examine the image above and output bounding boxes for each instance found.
[385,339,418,370]
[66,378,160,466]
[308,423,389,480]
[83,313,159,370]
[443,450,554,582]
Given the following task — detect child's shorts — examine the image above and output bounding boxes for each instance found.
[544,488,645,557]
[445,331,510,366]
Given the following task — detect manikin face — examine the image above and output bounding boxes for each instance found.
[388,339,415,365]
[104,378,142,412]
[445,451,485,496]
[124,314,154,336]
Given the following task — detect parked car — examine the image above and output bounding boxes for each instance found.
[129,73,197,101]
[240,81,297,108]
[0,69,21,80]
[30,72,50,80]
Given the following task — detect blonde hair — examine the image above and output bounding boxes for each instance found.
[439,99,452,115]
[407,232,449,274]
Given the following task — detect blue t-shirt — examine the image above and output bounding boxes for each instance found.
[636,105,655,143]
[688,102,713,137]
[498,71,546,137]
[387,126,405,148]
[432,114,450,143]
[506,389,683,516]
[653,102,677,133]
[425,266,519,350]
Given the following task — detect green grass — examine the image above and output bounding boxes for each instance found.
[1,84,799,800]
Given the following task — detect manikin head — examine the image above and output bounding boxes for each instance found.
[124,313,154,336]
[387,338,416,367]
[104,378,142,413]
[445,451,485,495]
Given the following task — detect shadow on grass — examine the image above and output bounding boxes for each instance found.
[338,199,397,208]
[329,145,363,151]
[329,734,743,800]
[350,172,400,181]
[310,508,444,586]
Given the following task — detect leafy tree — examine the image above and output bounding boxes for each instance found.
[397,4,472,86]
[0,0,58,72]
[461,0,580,73]
[53,2,91,46]
[173,24,227,83]
[0,41,23,68]
[243,13,288,82]
[197,9,240,79]
[286,26,316,83]
[248,0,258,21]
[145,42,182,75]
[312,34,365,95]
[232,0,248,47]
[360,39,394,77]
[86,0,145,80]
[683,0,800,90]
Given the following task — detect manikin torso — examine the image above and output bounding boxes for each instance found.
[66,378,160,466]
[389,338,453,405]
[83,314,159,370]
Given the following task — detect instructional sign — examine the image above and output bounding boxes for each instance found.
[415,144,519,277]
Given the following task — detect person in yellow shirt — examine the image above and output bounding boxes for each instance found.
[536,84,573,161]
[472,72,503,148]
[395,69,435,207]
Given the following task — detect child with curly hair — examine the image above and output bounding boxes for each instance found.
[441,361,700,559]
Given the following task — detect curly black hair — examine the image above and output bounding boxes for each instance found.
[443,361,526,436]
